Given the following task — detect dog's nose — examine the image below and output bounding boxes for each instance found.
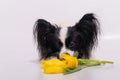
[60,52,70,55]
[59,45,75,58]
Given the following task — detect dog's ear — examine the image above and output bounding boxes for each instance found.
[33,19,56,38]
[33,19,57,41]
[73,13,100,59]
[33,19,59,60]
[74,13,100,43]
[74,13,99,32]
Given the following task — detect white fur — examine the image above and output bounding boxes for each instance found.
[59,27,74,56]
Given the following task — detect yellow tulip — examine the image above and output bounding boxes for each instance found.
[41,53,78,74]
[43,66,64,74]
[41,58,66,74]
[41,58,65,68]
[61,53,78,69]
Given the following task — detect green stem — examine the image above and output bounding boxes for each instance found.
[64,62,101,75]
[100,61,114,64]
[78,59,114,65]
[64,65,87,75]
[64,59,114,75]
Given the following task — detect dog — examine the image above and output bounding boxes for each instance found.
[33,13,100,60]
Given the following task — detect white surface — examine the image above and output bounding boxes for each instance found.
[0,39,120,80]
[0,0,120,80]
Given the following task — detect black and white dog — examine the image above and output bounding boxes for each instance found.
[33,13,100,60]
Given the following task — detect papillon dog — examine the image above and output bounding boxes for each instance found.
[33,13,100,60]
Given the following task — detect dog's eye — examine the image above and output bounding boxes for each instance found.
[69,42,75,47]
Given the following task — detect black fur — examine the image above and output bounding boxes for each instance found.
[33,13,100,60]
[66,13,100,59]
[33,19,63,60]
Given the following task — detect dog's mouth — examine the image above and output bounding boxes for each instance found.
[42,52,79,60]
[59,51,79,59]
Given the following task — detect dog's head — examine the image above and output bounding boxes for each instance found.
[33,13,100,60]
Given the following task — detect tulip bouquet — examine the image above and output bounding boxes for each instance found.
[41,53,113,75]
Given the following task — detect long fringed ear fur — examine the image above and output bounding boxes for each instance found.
[33,19,58,60]
[73,13,100,59]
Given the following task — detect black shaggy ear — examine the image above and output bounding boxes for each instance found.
[33,19,56,39]
[73,13,100,59]
[33,19,60,60]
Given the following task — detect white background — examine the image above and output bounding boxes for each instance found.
[0,0,120,80]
